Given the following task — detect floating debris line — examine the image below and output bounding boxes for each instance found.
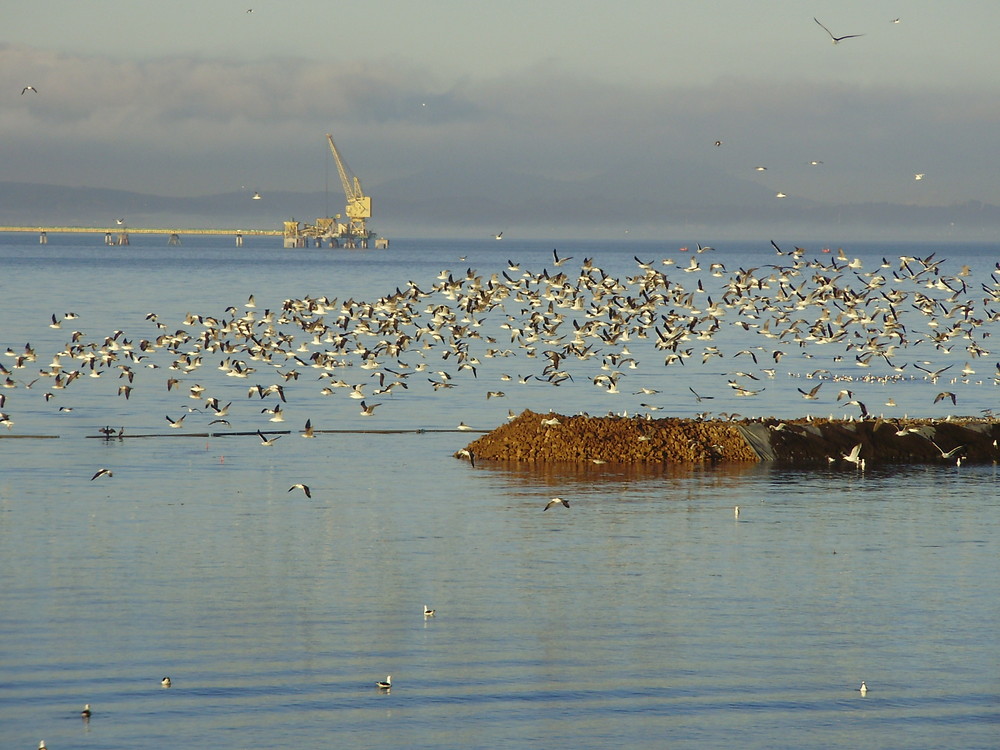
[79,428,490,439]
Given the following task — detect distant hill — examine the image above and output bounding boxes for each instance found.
[0,182,324,231]
[2,179,1000,241]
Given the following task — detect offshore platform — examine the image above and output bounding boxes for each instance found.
[0,132,388,249]
[282,134,388,249]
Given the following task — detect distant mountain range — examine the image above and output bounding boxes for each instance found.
[3,176,1000,241]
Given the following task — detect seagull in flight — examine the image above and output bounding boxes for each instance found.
[842,443,863,467]
[90,468,113,481]
[544,497,570,511]
[21,85,37,95]
[288,483,311,498]
[814,17,864,44]
[797,383,822,400]
[552,248,573,266]
[927,439,965,460]
[257,430,281,446]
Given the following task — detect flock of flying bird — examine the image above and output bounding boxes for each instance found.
[3,243,998,467]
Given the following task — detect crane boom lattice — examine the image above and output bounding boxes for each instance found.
[326,133,372,238]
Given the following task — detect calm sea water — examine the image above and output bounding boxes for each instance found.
[1,234,998,748]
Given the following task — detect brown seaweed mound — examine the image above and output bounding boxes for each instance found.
[458,410,758,463]
[457,410,1000,465]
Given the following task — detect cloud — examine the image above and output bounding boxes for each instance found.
[4,42,1000,225]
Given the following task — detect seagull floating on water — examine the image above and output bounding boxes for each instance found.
[424,605,435,617]
[376,675,391,689]
[859,681,868,695]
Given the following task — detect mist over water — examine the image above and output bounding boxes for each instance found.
[1,235,998,748]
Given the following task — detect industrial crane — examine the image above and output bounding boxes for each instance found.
[326,133,372,240]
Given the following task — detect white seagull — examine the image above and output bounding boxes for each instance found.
[257,430,281,446]
[21,85,38,95]
[544,497,570,511]
[552,248,573,266]
[842,443,863,467]
[359,400,381,416]
[376,675,391,689]
[927,439,965,460]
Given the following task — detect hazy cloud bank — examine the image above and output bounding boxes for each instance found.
[4,43,1000,236]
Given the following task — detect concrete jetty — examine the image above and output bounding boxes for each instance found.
[457,410,1000,465]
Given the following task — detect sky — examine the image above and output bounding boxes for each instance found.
[4,0,1000,237]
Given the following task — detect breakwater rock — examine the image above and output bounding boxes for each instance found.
[456,410,1000,465]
